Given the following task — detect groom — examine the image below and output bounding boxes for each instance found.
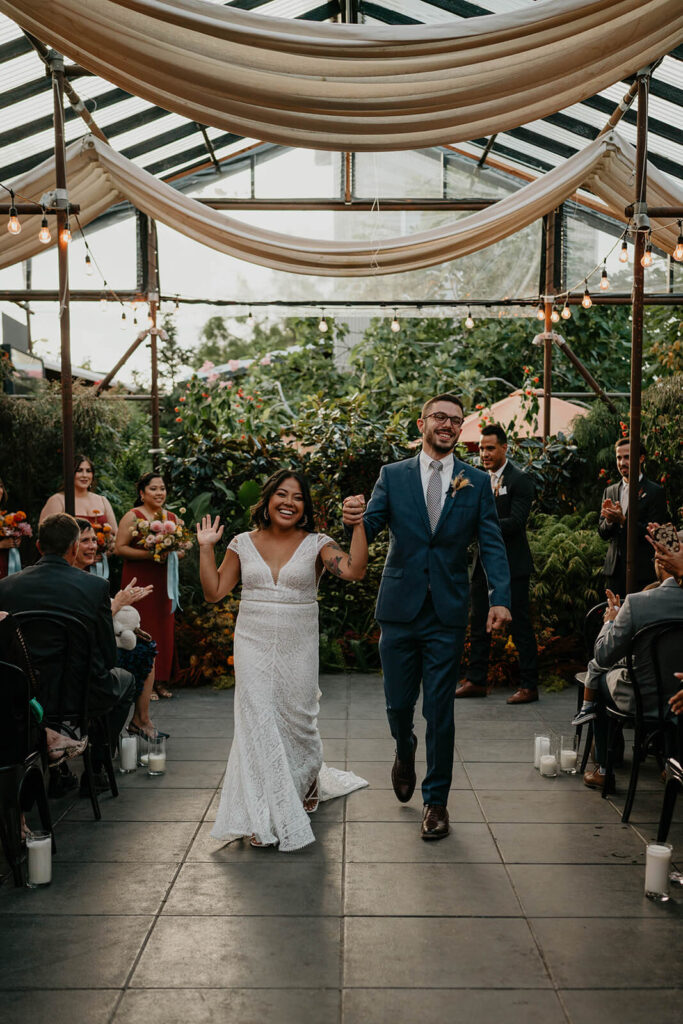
[343,394,511,839]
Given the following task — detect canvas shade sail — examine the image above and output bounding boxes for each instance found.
[0,132,679,276]
[1,0,681,151]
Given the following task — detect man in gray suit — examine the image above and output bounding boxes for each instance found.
[582,553,683,789]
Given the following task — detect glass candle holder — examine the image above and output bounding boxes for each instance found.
[539,753,558,778]
[645,842,672,902]
[534,734,551,769]
[147,736,167,776]
[137,733,150,768]
[559,736,578,774]
[119,733,137,773]
[26,830,52,888]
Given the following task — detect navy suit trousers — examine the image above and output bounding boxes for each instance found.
[379,593,465,806]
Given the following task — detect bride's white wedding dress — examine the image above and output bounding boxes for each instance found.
[211,530,367,852]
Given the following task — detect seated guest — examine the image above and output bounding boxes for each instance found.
[580,550,683,789]
[73,518,166,740]
[0,513,135,795]
[598,438,668,598]
[647,528,683,587]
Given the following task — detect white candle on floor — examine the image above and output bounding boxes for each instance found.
[560,749,577,772]
[645,843,672,899]
[148,753,166,774]
[534,736,550,768]
[27,832,52,886]
[539,754,558,777]
[120,736,137,772]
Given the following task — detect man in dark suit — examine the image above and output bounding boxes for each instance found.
[598,437,668,597]
[0,513,135,791]
[456,423,539,705]
[343,394,511,840]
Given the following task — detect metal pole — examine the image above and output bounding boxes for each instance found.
[625,72,650,595]
[50,52,75,515]
[551,336,618,413]
[147,218,160,468]
[542,209,559,442]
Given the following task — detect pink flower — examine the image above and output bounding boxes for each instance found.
[199,360,215,372]
[218,380,230,389]
[162,521,176,534]
[150,521,165,533]
[227,359,240,371]
[260,355,271,366]
[145,535,156,547]
[207,373,219,383]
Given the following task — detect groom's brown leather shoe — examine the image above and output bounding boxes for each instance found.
[421,804,450,840]
[455,680,488,698]
[507,688,539,704]
[391,735,417,803]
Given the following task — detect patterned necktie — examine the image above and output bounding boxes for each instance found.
[426,460,443,532]
[492,472,501,497]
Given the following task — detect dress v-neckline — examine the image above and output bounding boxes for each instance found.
[246,531,311,587]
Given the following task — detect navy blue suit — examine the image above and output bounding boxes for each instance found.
[364,454,511,804]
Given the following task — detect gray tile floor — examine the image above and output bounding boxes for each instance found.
[1,678,682,1024]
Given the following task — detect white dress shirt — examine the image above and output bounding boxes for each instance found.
[419,450,454,514]
[619,473,643,515]
[489,459,508,494]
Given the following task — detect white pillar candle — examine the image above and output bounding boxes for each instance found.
[539,754,558,777]
[27,832,52,886]
[148,752,166,774]
[645,843,672,899]
[119,736,137,772]
[534,736,551,768]
[560,749,578,772]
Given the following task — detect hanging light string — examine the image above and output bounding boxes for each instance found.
[73,212,129,319]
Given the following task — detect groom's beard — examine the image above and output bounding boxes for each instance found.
[424,425,459,454]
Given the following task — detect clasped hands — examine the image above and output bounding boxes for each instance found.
[601,498,625,526]
[342,495,366,527]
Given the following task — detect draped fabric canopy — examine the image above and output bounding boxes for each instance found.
[1,132,679,276]
[2,0,681,151]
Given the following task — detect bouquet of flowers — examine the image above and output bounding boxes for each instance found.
[131,515,194,563]
[93,521,116,557]
[0,510,32,543]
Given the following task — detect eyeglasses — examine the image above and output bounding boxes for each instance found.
[426,412,464,427]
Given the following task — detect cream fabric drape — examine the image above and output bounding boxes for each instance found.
[1,132,679,276]
[2,0,680,150]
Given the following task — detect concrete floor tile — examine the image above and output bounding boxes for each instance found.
[346,719,391,739]
[163,861,342,916]
[165,737,231,761]
[115,988,340,1024]
[187,821,344,861]
[457,740,535,762]
[150,716,234,737]
[344,917,550,989]
[510,863,683,918]
[52,821,199,862]
[115,760,226,789]
[1,990,118,1024]
[454,721,544,740]
[478,790,622,823]
[348,760,470,790]
[345,789,483,822]
[0,862,177,916]
[342,988,567,1024]
[319,719,349,738]
[344,862,521,916]
[0,915,152,988]
[321,737,347,761]
[131,916,341,988]
[66,789,215,822]
[561,989,683,1024]
[490,822,645,865]
[345,822,501,863]
[465,763,570,790]
[346,737,399,760]
[531,917,683,988]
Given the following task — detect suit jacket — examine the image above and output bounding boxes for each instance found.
[589,578,683,714]
[363,454,511,626]
[598,476,668,581]
[473,460,535,580]
[0,554,117,707]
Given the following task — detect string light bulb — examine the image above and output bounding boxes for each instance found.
[641,236,653,268]
[465,309,474,329]
[60,220,71,245]
[581,283,592,309]
[7,204,21,235]
[318,311,328,333]
[619,239,629,263]
[599,262,610,290]
[390,310,400,333]
[561,302,571,320]
[38,212,51,244]
[247,307,253,321]
[120,310,127,331]
[85,252,93,276]
[536,302,545,321]
[550,307,560,323]
[673,222,683,263]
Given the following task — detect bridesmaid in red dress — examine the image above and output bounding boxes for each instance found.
[116,472,178,698]
[40,456,118,576]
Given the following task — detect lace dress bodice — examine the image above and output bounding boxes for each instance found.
[228,530,331,604]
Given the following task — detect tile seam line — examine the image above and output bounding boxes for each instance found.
[106,784,220,1024]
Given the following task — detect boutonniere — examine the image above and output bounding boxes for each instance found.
[450,471,473,498]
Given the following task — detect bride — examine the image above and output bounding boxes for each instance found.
[197,469,369,852]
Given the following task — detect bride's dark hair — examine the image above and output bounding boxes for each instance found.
[251,470,315,533]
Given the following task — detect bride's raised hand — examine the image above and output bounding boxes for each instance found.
[196,514,224,547]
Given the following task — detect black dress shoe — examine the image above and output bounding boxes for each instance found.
[421,804,450,840]
[391,734,417,803]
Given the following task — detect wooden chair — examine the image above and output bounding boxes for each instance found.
[603,620,683,823]
[575,601,607,772]
[12,610,118,821]
[0,660,55,887]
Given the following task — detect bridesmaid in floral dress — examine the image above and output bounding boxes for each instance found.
[115,472,178,698]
